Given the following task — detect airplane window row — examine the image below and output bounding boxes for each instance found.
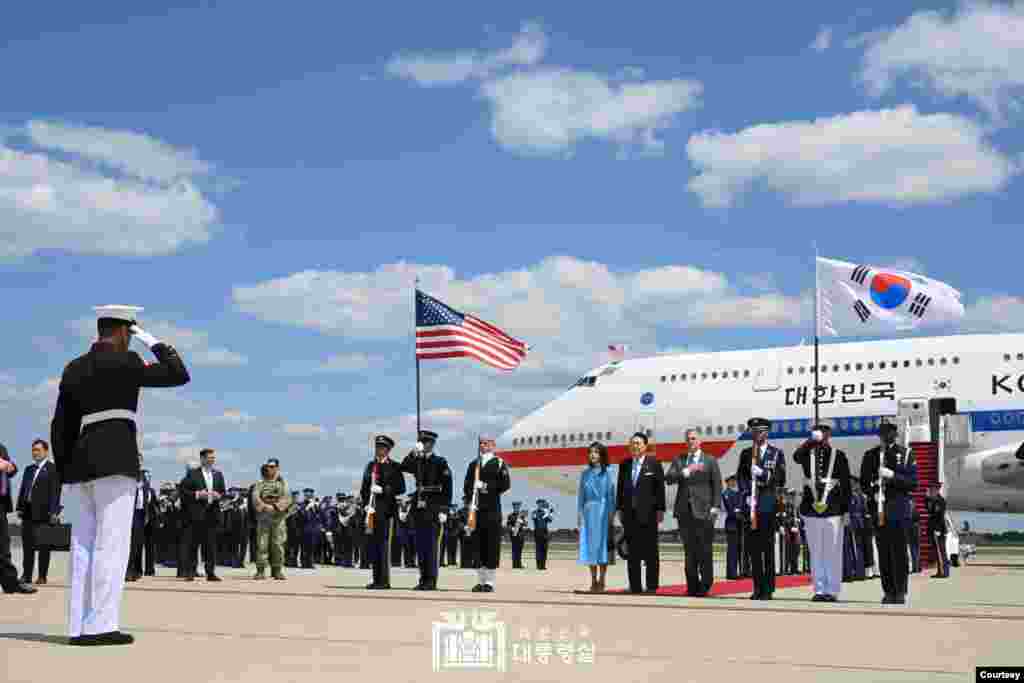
[1004,353,1024,362]
[660,356,962,383]
[692,416,886,437]
[512,431,615,448]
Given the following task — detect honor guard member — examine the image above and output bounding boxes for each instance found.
[444,505,460,567]
[52,305,190,645]
[464,437,511,592]
[532,499,553,570]
[721,476,742,580]
[793,423,851,603]
[860,421,917,603]
[507,501,526,569]
[738,418,786,600]
[362,435,406,589]
[926,483,950,578]
[400,430,453,590]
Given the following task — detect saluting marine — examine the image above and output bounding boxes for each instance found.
[52,305,190,645]
[860,421,918,604]
[400,430,453,590]
[361,435,406,589]
[464,437,511,592]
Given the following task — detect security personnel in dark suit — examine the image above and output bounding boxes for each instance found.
[180,450,228,581]
[52,305,190,643]
[926,483,950,578]
[298,488,321,568]
[507,502,526,569]
[721,475,742,579]
[16,439,61,585]
[285,490,301,567]
[400,430,453,590]
[531,500,553,570]
[737,418,786,600]
[464,437,511,592]
[362,435,406,589]
[126,469,158,581]
[1,443,35,594]
[860,421,917,604]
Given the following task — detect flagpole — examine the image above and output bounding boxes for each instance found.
[415,278,421,436]
[813,244,821,426]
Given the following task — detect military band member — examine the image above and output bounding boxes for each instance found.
[926,483,950,579]
[532,499,553,570]
[464,437,511,592]
[402,500,417,568]
[793,424,851,602]
[126,469,157,581]
[860,421,917,604]
[361,435,406,589]
[507,502,526,569]
[737,418,785,599]
[286,490,301,567]
[843,479,866,581]
[400,430,453,590]
[52,305,190,645]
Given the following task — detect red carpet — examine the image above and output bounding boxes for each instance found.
[607,574,813,596]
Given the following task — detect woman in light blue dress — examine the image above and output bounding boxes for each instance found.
[577,442,616,592]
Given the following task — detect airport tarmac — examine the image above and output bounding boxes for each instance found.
[2,546,1021,682]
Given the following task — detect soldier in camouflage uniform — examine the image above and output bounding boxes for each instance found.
[251,462,292,580]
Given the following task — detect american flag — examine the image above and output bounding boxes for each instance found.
[415,290,529,371]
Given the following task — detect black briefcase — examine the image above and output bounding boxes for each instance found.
[35,523,71,551]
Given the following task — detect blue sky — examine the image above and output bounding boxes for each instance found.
[2,2,1023,529]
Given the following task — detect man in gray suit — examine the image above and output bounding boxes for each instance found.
[666,429,723,597]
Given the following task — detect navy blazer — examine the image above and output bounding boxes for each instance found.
[860,442,918,526]
[17,460,61,522]
[737,444,786,515]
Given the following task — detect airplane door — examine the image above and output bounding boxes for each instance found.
[897,398,930,443]
[753,360,781,392]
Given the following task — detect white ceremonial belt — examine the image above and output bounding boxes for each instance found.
[80,409,136,433]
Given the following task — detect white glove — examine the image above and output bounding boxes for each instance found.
[415,441,425,454]
[130,325,160,348]
[879,466,894,479]
[474,480,486,491]
[811,429,824,442]
[438,513,447,523]
[751,464,764,478]
[681,466,692,478]
[366,506,375,514]
[371,484,383,495]
[709,507,719,518]
[842,513,850,527]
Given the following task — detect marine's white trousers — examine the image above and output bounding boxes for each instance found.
[64,475,136,637]
[802,515,843,598]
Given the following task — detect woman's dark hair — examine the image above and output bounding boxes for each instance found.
[588,441,609,472]
[260,463,272,479]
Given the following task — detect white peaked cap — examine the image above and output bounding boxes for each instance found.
[93,305,144,323]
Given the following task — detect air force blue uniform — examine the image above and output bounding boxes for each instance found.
[860,439,917,602]
[721,487,742,579]
[738,443,785,599]
[400,437,452,590]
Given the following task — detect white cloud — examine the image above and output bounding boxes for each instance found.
[858,2,1024,122]
[142,432,197,448]
[811,27,833,52]
[389,24,702,156]
[25,120,212,183]
[482,69,702,155]
[0,121,223,259]
[282,423,328,438]
[317,352,389,373]
[70,318,247,367]
[209,409,255,426]
[964,295,1024,331]
[687,106,1018,207]
[387,21,546,86]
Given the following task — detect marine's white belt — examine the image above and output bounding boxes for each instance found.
[80,409,137,433]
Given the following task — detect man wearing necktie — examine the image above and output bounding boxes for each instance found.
[667,429,723,597]
[615,432,666,594]
[1,443,36,594]
[16,439,61,585]
[127,469,157,581]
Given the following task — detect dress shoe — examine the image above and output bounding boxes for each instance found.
[35,578,47,585]
[750,592,763,600]
[645,588,659,594]
[472,584,486,592]
[207,575,222,582]
[3,582,37,594]
[482,585,494,592]
[811,594,826,602]
[890,594,906,605]
[183,576,195,582]
[824,595,838,602]
[71,631,135,646]
[366,582,381,590]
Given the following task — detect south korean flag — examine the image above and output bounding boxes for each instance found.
[816,257,964,336]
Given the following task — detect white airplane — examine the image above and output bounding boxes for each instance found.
[496,333,1024,518]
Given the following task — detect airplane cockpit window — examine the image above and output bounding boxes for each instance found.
[570,376,597,389]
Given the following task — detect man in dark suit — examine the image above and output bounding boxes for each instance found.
[52,305,190,644]
[861,421,918,604]
[127,469,158,581]
[615,432,666,594]
[667,429,723,597]
[180,448,227,581]
[16,439,61,585]
[1,443,36,594]
[737,418,786,600]
[721,476,742,579]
